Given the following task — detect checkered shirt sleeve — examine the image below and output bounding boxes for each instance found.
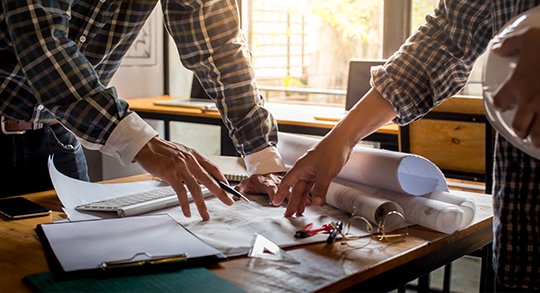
[371,0,492,125]
[0,0,278,157]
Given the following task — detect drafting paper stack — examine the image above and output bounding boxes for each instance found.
[277,133,477,234]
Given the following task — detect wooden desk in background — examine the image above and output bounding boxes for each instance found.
[128,96,399,156]
[399,96,494,191]
[1,174,493,293]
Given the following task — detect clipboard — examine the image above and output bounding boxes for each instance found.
[36,214,226,278]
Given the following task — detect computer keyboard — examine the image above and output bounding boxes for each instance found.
[75,186,213,217]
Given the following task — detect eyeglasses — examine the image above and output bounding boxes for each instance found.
[331,209,409,248]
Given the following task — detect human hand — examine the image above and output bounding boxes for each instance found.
[134,137,234,220]
[273,135,352,217]
[234,172,311,206]
[492,28,540,146]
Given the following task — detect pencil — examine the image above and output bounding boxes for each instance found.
[212,176,250,202]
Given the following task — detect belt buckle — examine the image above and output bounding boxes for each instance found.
[1,116,26,135]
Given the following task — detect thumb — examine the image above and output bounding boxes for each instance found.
[493,36,522,57]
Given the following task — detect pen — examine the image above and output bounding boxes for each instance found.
[326,221,343,244]
[213,176,250,202]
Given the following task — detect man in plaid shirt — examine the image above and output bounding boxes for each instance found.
[0,0,287,220]
[275,0,540,290]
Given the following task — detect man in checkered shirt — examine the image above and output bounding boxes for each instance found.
[0,0,287,220]
[275,0,540,291]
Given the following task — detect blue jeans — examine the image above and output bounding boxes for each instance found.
[0,123,89,197]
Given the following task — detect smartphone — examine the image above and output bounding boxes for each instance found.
[0,197,51,219]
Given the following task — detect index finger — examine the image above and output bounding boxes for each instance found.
[182,173,210,220]
[189,153,235,206]
[274,167,309,206]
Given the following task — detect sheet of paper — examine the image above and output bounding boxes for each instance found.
[48,157,368,254]
[41,214,222,272]
[277,132,449,195]
[48,157,166,221]
[166,195,368,255]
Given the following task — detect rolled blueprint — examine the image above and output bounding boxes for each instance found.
[334,179,464,234]
[326,182,405,232]
[278,132,448,196]
[425,190,477,229]
[277,133,477,234]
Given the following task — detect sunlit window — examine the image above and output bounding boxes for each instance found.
[411,0,439,31]
[242,0,383,106]
[241,0,482,106]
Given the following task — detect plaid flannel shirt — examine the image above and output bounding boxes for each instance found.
[372,0,540,289]
[0,0,283,170]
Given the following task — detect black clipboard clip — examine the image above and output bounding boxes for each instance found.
[100,252,188,270]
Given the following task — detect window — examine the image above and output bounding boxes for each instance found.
[240,0,484,106]
[242,0,383,106]
[411,0,439,30]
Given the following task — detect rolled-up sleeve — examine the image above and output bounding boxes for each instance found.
[162,0,279,157]
[371,0,493,125]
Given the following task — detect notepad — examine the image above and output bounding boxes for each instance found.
[36,214,226,277]
[206,155,249,182]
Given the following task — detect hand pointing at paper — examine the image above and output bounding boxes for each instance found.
[134,137,235,220]
[274,89,397,217]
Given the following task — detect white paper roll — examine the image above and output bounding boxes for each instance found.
[426,190,477,229]
[278,132,448,196]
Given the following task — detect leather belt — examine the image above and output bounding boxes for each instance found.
[1,116,47,135]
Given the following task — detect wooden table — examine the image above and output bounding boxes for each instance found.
[0,174,493,293]
[127,96,399,155]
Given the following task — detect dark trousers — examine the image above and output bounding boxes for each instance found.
[0,123,89,197]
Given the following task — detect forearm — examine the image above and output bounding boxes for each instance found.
[2,0,131,144]
[162,0,279,156]
[372,0,492,125]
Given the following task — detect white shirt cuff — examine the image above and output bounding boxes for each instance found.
[79,113,159,166]
[243,146,287,176]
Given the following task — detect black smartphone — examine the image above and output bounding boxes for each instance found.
[0,197,51,219]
